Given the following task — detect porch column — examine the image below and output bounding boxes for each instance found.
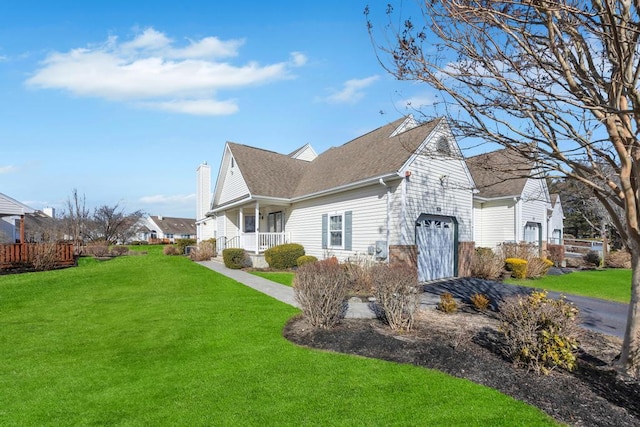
[255,201,260,255]
[239,210,243,248]
[19,214,25,243]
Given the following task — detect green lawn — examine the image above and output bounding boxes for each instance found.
[0,251,556,426]
[506,268,632,303]
[250,271,295,286]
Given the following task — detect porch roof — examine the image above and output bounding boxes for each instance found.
[0,192,35,217]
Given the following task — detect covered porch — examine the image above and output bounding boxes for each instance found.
[216,199,291,255]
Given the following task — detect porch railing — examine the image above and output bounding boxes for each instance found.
[0,243,76,270]
[258,232,289,251]
[217,233,289,254]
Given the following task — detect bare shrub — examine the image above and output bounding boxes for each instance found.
[293,259,349,329]
[438,292,458,313]
[605,250,631,269]
[84,241,110,257]
[163,245,179,256]
[527,258,554,278]
[31,243,60,271]
[547,244,565,266]
[110,246,129,256]
[471,247,504,280]
[372,264,420,331]
[498,242,538,262]
[499,291,580,375]
[343,252,375,296]
[189,241,215,261]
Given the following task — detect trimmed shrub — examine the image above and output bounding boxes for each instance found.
[163,245,179,256]
[499,291,580,375]
[605,250,631,269]
[371,264,420,331]
[438,292,458,313]
[293,259,349,328]
[583,250,602,267]
[527,258,554,278]
[471,247,504,280]
[470,293,490,311]
[547,244,565,266]
[296,255,318,267]
[175,238,197,255]
[223,248,248,269]
[264,243,305,269]
[190,240,215,261]
[505,258,528,279]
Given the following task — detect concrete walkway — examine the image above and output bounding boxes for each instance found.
[197,259,379,318]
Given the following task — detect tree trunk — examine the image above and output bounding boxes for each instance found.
[619,245,640,377]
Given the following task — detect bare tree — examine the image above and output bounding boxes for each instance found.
[86,203,145,244]
[366,1,640,376]
[63,189,90,254]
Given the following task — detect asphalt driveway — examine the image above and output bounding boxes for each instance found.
[422,278,629,338]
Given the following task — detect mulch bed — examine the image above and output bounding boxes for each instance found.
[283,308,640,427]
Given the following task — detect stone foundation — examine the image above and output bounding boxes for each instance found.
[457,241,475,277]
[389,245,418,270]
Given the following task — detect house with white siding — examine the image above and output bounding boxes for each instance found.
[138,215,197,243]
[204,116,477,281]
[467,148,556,252]
[0,192,35,243]
[548,194,564,245]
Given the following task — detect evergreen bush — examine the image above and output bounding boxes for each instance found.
[264,243,305,269]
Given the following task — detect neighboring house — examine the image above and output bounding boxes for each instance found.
[139,215,197,243]
[205,116,476,281]
[548,193,564,245]
[0,192,35,243]
[466,147,554,252]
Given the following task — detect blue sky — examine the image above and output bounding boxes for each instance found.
[0,1,437,218]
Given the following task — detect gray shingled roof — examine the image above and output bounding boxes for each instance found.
[227,143,308,198]
[226,117,442,200]
[292,117,441,197]
[466,148,534,198]
[150,216,196,235]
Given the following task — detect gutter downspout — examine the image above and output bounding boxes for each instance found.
[379,178,390,263]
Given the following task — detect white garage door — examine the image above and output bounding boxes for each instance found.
[416,215,455,282]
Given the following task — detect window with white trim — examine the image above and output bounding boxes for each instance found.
[329,213,343,247]
[244,215,255,233]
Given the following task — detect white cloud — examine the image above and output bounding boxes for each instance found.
[139,194,196,204]
[0,165,18,174]
[325,75,379,104]
[289,52,307,67]
[141,99,239,116]
[26,27,304,116]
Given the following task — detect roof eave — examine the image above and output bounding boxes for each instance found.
[292,172,402,203]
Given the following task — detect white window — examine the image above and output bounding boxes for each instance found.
[329,214,343,247]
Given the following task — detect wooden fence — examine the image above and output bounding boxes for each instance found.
[0,243,75,270]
